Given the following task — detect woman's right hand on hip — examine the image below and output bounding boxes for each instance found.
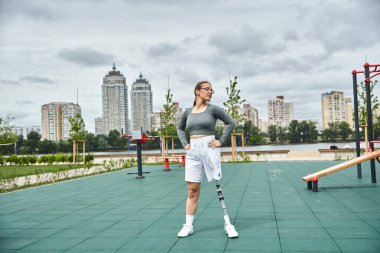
[185,144,191,151]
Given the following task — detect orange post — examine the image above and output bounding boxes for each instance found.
[164,158,171,171]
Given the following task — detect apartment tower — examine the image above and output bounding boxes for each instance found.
[102,63,129,135]
[41,102,81,141]
[267,96,294,127]
[321,91,353,129]
[243,103,259,127]
[130,72,153,132]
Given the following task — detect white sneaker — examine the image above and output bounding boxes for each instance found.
[224,223,239,238]
[177,224,193,237]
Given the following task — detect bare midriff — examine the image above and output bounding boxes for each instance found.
[191,135,209,139]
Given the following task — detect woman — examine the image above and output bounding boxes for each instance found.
[176,80,238,238]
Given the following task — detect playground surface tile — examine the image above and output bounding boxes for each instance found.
[0,160,380,253]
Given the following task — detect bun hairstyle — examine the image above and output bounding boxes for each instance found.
[193,81,211,106]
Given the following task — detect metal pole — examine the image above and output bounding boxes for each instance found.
[364,125,368,153]
[136,141,145,179]
[364,62,377,183]
[352,71,362,178]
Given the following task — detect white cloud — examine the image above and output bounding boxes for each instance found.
[58,48,114,67]
[0,0,380,133]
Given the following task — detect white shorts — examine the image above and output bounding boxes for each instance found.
[185,135,222,183]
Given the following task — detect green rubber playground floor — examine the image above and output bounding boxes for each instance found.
[1,161,380,253]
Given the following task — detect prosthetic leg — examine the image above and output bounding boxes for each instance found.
[216,181,238,238]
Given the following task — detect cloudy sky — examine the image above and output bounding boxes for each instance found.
[1,0,380,133]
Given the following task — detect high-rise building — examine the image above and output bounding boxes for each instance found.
[12,126,41,139]
[345,98,354,129]
[321,91,353,129]
[102,63,129,135]
[243,104,259,127]
[284,102,294,126]
[41,102,81,141]
[130,72,153,132]
[12,127,24,137]
[150,112,162,132]
[267,96,294,127]
[94,117,103,135]
[173,102,184,126]
[258,119,268,133]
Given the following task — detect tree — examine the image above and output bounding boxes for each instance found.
[38,139,57,154]
[277,126,287,144]
[321,128,334,141]
[243,121,253,143]
[85,132,97,151]
[321,122,339,141]
[338,121,353,141]
[298,120,318,143]
[69,114,86,162]
[24,131,41,153]
[16,134,24,153]
[160,89,177,137]
[0,117,18,147]
[288,120,301,143]
[249,126,267,145]
[96,135,109,150]
[69,114,86,141]
[357,80,379,126]
[57,140,71,153]
[144,130,161,150]
[160,88,178,154]
[107,130,127,149]
[223,76,246,127]
[268,125,278,143]
[298,121,309,143]
[308,121,319,142]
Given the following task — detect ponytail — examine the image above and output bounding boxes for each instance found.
[193,80,210,106]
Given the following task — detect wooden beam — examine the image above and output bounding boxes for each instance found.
[303,150,380,181]
[83,141,85,164]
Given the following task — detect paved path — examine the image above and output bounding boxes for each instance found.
[1,161,380,252]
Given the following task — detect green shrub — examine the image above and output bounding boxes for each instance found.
[20,156,29,165]
[28,156,37,165]
[85,153,94,163]
[7,155,20,165]
[38,155,49,164]
[0,156,5,166]
[73,154,94,163]
[67,154,74,163]
[47,155,56,165]
[55,153,66,163]
[123,158,136,168]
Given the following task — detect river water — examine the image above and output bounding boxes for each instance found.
[94,142,358,155]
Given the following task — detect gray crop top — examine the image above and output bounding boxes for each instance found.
[177,104,236,147]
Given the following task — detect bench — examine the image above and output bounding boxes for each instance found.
[303,150,380,191]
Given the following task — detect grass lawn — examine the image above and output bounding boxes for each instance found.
[0,164,91,180]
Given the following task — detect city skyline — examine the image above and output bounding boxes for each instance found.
[1,0,379,132]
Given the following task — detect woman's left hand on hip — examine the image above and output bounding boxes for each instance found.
[208,139,221,148]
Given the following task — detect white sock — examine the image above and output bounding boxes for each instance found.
[186,215,194,226]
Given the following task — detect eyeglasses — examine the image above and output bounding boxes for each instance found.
[200,87,215,94]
